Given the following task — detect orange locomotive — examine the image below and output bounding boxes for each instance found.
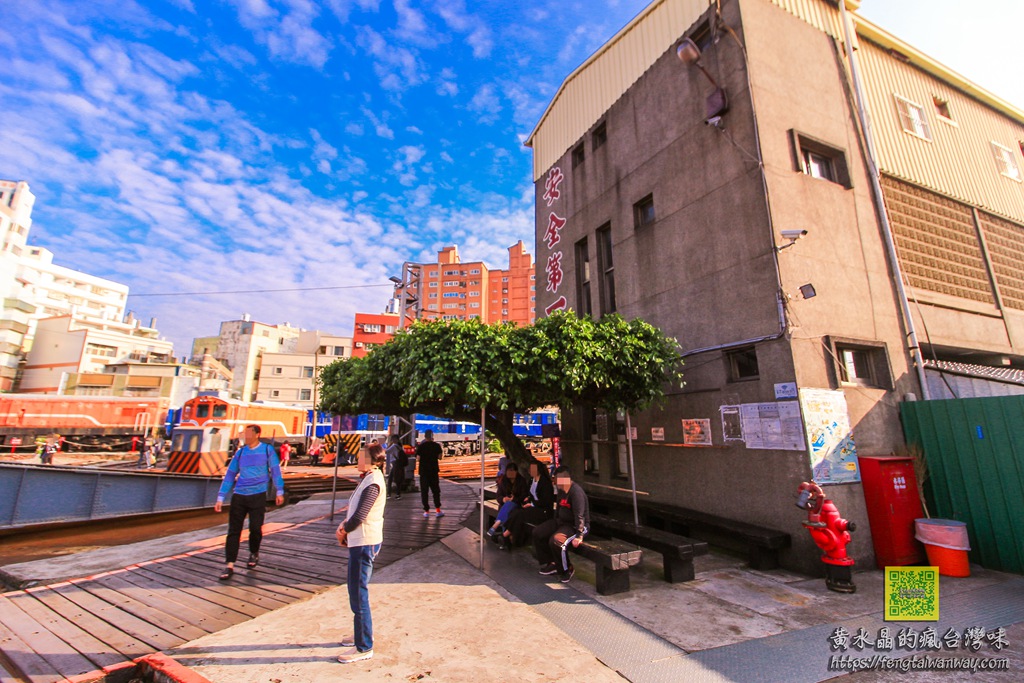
[168,394,306,475]
[0,394,168,451]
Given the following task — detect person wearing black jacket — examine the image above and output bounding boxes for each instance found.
[417,430,444,517]
[486,462,531,539]
[500,459,555,548]
[533,466,589,582]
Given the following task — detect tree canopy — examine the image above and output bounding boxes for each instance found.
[319,311,683,463]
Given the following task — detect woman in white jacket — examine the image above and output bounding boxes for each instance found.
[335,443,387,664]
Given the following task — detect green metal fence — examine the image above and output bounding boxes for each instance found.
[901,396,1024,575]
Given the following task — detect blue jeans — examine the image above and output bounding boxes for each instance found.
[496,500,518,525]
[347,543,381,652]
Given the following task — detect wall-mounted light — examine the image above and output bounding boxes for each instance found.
[676,37,729,122]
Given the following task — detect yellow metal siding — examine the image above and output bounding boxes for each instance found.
[857,39,1024,223]
[767,0,843,38]
[527,0,708,180]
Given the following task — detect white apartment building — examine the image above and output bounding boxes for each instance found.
[0,181,36,390]
[19,315,175,393]
[256,331,352,407]
[191,316,302,401]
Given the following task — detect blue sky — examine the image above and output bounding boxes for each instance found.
[2,0,1022,354]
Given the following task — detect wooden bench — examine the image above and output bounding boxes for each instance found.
[588,494,791,570]
[472,500,643,595]
[589,512,708,582]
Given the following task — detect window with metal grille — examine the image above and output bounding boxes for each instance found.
[575,236,592,316]
[894,95,932,141]
[596,224,616,314]
[991,141,1022,181]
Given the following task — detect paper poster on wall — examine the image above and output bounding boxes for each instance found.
[799,388,860,484]
[682,419,713,446]
[739,402,806,450]
[651,427,665,441]
[720,406,743,442]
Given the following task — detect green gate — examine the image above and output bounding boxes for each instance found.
[901,396,1024,574]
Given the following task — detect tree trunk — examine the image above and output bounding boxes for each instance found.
[484,410,531,468]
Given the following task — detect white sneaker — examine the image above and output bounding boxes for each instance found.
[341,636,355,647]
[423,511,430,518]
[337,647,373,664]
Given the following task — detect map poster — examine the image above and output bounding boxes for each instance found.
[738,402,806,450]
[682,419,712,446]
[799,388,860,484]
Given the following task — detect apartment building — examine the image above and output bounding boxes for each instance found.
[256,331,352,406]
[190,315,301,401]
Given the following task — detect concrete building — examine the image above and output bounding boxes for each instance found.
[19,315,175,393]
[0,181,36,390]
[526,0,1024,573]
[351,313,399,359]
[256,331,352,406]
[190,316,302,401]
[64,361,202,408]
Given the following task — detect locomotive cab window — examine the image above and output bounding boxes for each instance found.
[213,405,228,418]
[197,405,210,418]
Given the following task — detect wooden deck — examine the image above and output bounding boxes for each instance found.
[0,480,477,682]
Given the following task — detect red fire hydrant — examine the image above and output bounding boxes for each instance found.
[796,481,857,593]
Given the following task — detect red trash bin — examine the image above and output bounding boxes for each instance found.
[859,455,926,568]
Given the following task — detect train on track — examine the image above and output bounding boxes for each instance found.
[0,394,169,452]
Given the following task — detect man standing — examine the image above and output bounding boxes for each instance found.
[335,443,387,664]
[416,430,443,518]
[533,465,589,583]
[384,436,405,499]
[215,424,285,581]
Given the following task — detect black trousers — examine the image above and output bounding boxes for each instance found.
[533,519,579,573]
[225,492,267,563]
[388,463,406,495]
[420,473,441,510]
[506,506,550,546]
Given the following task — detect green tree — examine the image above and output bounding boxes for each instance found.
[319,312,682,465]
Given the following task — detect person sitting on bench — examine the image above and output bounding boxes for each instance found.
[500,459,554,549]
[533,465,589,583]
[486,462,530,540]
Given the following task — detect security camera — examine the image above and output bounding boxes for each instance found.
[781,229,808,241]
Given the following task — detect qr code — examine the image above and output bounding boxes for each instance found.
[885,567,939,621]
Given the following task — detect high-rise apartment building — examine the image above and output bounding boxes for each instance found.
[191,316,302,401]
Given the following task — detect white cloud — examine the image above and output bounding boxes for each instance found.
[468,83,502,124]
[440,151,454,163]
[360,105,394,139]
[436,67,459,96]
[228,0,333,68]
[433,1,493,58]
[345,121,365,136]
[356,25,425,91]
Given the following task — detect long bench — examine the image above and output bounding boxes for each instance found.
[588,493,791,570]
[589,512,708,582]
[472,499,642,595]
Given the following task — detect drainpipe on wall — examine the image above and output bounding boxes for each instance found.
[838,1,931,400]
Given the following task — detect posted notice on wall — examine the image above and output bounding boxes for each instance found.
[681,419,713,446]
[718,402,806,450]
[799,388,860,484]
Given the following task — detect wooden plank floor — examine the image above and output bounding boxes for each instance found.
[0,480,476,682]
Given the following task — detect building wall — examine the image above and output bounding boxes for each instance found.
[352,313,399,358]
[486,241,536,325]
[212,318,300,400]
[256,334,350,407]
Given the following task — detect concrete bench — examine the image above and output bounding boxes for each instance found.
[589,511,708,582]
[472,499,643,595]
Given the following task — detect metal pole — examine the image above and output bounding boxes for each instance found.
[479,405,486,568]
[625,412,639,527]
[330,438,341,522]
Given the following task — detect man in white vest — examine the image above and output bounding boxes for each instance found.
[335,443,387,664]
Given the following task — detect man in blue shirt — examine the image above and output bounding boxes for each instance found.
[215,424,285,580]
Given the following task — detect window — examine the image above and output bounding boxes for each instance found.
[443,292,461,298]
[469,302,480,308]
[300,389,311,401]
[443,280,460,286]
[271,390,280,397]
[572,142,585,169]
[302,366,313,378]
[791,131,851,187]
[213,404,227,417]
[85,343,117,358]
[583,408,606,475]
[429,292,437,298]
[443,303,458,309]
[933,96,953,122]
[363,324,382,334]
[593,122,607,150]
[197,404,210,418]
[444,269,460,276]
[991,142,1022,182]
[333,345,345,355]
[596,224,616,314]
[468,291,479,297]
[429,282,438,287]
[502,277,509,282]
[575,237,592,316]
[725,346,759,382]
[469,268,481,274]
[273,367,282,374]
[634,195,655,228]
[828,338,893,389]
[894,95,932,141]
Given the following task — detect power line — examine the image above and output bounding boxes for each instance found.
[129,283,394,298]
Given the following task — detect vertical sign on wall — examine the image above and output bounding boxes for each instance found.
[541,167,568,315]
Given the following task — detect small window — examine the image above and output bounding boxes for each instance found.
[634,195,655,228]
[725,346,759,382]
[933,96,953,122]
[300,389,311,401]
[302,366,314,378]
[791,131,851,188]
[593,122,607,150]
[271,390,280,397]
[575,237,592,316]
[596,224,616,315]
[273,367,282,374]
[894,95,932,141]
[572,143,585,169]
[991,142,1022,182]
[827,337,893,390]
[213,405,227,417]
[197,404,210,418]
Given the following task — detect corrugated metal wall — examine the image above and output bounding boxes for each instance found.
[527,0,707,180]
[901,397,1024,574]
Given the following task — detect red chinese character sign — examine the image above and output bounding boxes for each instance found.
[538,166,568,316]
